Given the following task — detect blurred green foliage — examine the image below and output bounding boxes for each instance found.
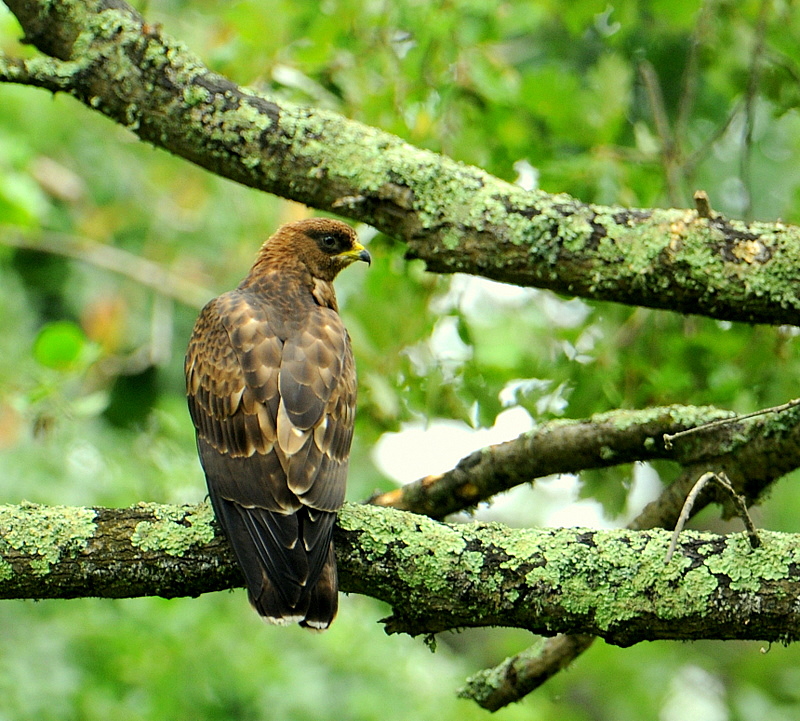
[3,0,800,718]
[33,321,93,370]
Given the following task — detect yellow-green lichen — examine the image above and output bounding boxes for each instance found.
[0,503,97,575]
[441,227,461,250]
[589,404,732,433]
[183,83,210,107]
[130,502,216,556]
[0,558,13,582]
[498,525,547,563]
[339,503,473,602]
[704,531,800,591]
[515,527,725,629]
[344,503,800,636]
[599,445,616,460]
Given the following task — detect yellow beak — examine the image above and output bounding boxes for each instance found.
[337,242,372,265]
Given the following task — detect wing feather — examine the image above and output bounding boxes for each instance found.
[186,285,354,627]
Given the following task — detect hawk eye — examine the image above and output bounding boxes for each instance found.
[319,235,339,252]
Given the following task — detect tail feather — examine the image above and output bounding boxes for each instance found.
[210,492,338,628]
[236,506,307,607]
[248,572,305,626]
[299,543,338,630]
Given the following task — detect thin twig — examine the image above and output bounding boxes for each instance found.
[639,60,683,206]
[0,228,212,308]
[676,0,714,141]
[458,634,596,712]
[666,471,761,563]
[714,471,762,550]
[665,471,717,562]
[0,52,76,93]
[663,398,800,449]
[684,99,743,176]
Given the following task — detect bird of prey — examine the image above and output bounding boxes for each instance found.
[185,218,370,629]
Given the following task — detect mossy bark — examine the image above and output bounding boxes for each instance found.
[370,403,800,521]
[0,502,237,601]
[2,0,800,324]
[2,501,800,648]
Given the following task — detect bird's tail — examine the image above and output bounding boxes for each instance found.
[213,497,339,629]
[298,544,338,630]
[247,541,338,629]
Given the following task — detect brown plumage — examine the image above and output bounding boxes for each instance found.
[185,218,370,629]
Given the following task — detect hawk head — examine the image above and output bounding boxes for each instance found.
[253,218,371,282]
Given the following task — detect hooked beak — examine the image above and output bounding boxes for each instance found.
[337,241,372,266]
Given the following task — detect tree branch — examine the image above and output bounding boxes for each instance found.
[2,0,800,325]
[375,401,800,709]
[4,0,800,708]
[3,501,800,646]
[370,403,800,521]
[461,457,761,710]
[0,227,212,308]
[458,634,597,711]
[0,502,238,600]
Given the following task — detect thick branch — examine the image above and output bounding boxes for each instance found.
[0,502,239,600]
[2,0,800,324]
[459,461,754,711]
[370,405,731,518]
[371,402,800,709]
[2,501,800,646]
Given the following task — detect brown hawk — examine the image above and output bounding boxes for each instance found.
[185,218,370,629]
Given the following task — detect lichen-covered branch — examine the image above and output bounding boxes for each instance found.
[0,502,238,601]
[459,408,800,711]
[3,500,800,647]
[458,634,597,711]
[459,460,748,711]
[370,405,735,518]
[370,403,800,522]
[373,402,800,709]
[3,0,800,325]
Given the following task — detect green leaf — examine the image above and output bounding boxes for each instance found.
[32,321,87,370]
